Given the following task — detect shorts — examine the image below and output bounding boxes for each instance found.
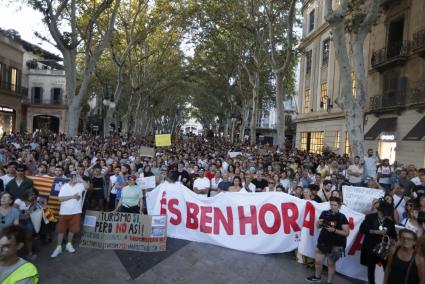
[58,214,81,234]
[91,189,105,200]
[20,218,34,234]
[317,245,344,262]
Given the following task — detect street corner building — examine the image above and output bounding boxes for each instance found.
[0,29,67,135]
[296,0,425,168]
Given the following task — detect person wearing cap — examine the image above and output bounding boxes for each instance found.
[113,175,143,214]
[192,168,210,195]
[6,165,35,201]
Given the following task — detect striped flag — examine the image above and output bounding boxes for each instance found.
[28,176,69,217]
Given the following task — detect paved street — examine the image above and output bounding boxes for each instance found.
[33,237,363,284]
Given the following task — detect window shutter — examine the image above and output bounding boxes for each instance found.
[51,88,54,103]
[31,87,35,103]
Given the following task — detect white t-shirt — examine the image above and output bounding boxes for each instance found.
[109,175,118,194]
[348,165,363,184]
[59,182,85,215]
[393,194,405,224]
[411,176,421,186]
[280,179,291,190]
[377,166,393,184]
[211,178,222,190]
[363,156,378,178]
[193,177,211,193]
[1,175,14,186]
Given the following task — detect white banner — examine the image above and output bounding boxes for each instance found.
[342,185,384,214]
[147,182,368,281]
[137,176,156,190]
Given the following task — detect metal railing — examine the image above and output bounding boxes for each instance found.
[412,29,425,51]
[369,80,425,111]
[371,40,410,67]
[0,80,28,96]
[25,98,64,105]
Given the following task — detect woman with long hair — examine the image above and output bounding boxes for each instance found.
[228,176,243,192]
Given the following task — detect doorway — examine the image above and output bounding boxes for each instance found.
[33,115,60,133]
[379,140,397,164]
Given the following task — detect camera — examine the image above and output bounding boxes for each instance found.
[321,210,337,228]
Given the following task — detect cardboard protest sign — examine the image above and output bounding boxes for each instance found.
[342,185,384,214]
[139,146,155,158]
[136,176,156,189]
[227,151,242,158]
[155,134,171,147]
[80,211,166,252]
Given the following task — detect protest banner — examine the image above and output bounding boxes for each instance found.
[147,182,368,281]
[80,211,167,252]
[137,176,156,189]
[155,134,172,147]
[227,151,242,158]
[139,146,155,158]
[342,185,384,214]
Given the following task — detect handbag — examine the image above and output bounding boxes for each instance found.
[372,235,391,260]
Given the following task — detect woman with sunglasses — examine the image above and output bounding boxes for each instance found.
[0,193,20,231]
[384,229,425,284]
[113,175,143,214]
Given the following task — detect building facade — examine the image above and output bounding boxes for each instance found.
[0,32,26,136]
[364,0,425,167]
[22,49,67,134]
[296,0,356,155]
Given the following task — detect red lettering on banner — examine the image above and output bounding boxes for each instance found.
[186,202,199,229]
[302,201,316,236]
[213,207,234,235]
[281,202,301,234]
[258,203,281,234]
[168,199,182,225]
[238,206,258,235]
[116,223,127,233]
[160,192,167,215]
[348,217,355,230]
[348,232,363,255]
[200,206,213,233]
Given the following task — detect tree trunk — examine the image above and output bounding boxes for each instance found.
[103,107,114,137]
[67,100,81,136]
[239,105,249,142]
[249,72,260,146]
[275,73,286,149]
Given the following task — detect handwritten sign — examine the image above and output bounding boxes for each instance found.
[342,185,384,214]
[139,146,155,158]
[136,176,156,190]
[80,211,166,252]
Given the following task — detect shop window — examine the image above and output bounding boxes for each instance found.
[334,131,340,150]
[300,132,308,151]
[310,131,324,154]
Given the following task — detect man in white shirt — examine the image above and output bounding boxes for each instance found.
[51,174,85,258]
[347,156,364,186]
[1,162,17,187]
[377,159,393,190]
[363,148,379,179]
[192,169,210,195]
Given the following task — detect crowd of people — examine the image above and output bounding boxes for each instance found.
[0,131,425,283]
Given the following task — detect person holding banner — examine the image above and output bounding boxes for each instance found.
[360,199,397,284]
[113,175,143,214]
[306,197,349,283]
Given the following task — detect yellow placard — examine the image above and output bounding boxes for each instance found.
[155,134,172,147]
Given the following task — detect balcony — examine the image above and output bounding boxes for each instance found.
[23,98,65,105]
[0,80,28,96]
[412,29,425,58]
[371,41,410,72]
[369,80,425,112]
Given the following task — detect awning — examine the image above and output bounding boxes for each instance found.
[403,116,425,141]
[364,117,397,140]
